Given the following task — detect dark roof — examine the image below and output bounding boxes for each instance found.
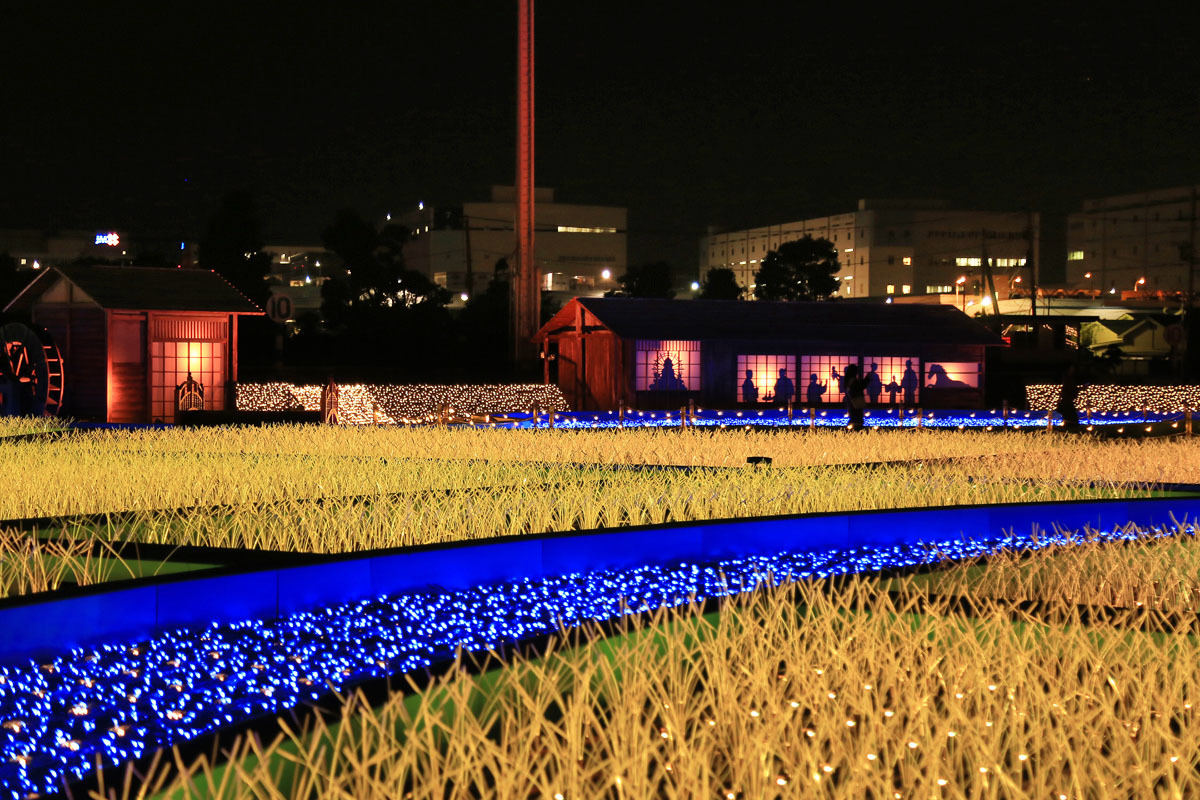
[538,297,1004,346]
[4,266,262,314]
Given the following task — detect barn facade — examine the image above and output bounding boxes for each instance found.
[534,298,1005,411]
[4,266,261,423]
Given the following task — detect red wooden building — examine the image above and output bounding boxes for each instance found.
[534,297,1006,411]
[4,266,262,423]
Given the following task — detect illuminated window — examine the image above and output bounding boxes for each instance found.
[886,284,895,294]
[924,361,980,390]
[635,340,700,391]
[799,355,859,405]
[955,257,982,267]
[863,356,920,405]
[151,340,225,422]
[554,224,619,232]
[735,354,796,403]
[1067,250,1084,261]
[925,285,953,294]
[902,256,912,266]
[901,284,911,294]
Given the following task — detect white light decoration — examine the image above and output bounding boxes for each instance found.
[1025,383,1200,413]
[237,382,569,425]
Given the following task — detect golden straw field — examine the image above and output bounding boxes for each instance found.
[2,423,1200,797]
[133,531,1200,800]
[2,426,1194,559]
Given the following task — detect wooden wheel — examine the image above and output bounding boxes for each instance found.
[0,322,65,416]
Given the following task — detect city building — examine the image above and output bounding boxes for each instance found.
[4,266,261,423]
[534,297,1003,411]
[699,199,1038,302]
[398,186,627,300]
[1,229,198,276]
[1064,185,1198,302]
[261,244,334,321]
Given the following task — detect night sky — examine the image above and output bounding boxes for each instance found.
[4,4,1198,268]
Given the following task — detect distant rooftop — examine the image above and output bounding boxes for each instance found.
[5,265,262,314]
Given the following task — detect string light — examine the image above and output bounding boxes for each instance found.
[1026,384,1200,414]
[236,383,569,425]
[0,518,1192,796]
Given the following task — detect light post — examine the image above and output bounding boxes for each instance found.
[1134,276,1146,294]
[1084,271,1094,297]
[955,275,967,312]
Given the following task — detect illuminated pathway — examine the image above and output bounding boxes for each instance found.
[0,521,1192,796]
[484,407,1187,431]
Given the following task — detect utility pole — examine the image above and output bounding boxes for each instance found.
[1027,211,1038,321]
[511,0,538,366]
[1188,184,1197,310]
[463,213,474,300]
[980,229,1000,315]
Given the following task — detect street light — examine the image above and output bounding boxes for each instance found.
[1084,271,1094,296]
[955,275,967,312]
[1135,276,1146,293]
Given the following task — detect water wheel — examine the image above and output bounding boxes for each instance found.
[0,322,65,416]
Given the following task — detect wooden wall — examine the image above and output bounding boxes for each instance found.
[33,305,107,420]
[108,313,148,423]
[546,326,994,412]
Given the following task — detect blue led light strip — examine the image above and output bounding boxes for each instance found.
[0,520,1193,797]
[481,408,1185,431]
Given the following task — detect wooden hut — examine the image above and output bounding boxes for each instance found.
[534,297,1005,411]
[4,266,262,423]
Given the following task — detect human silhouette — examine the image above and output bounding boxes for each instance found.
[844,363,867,430]
[831,366,849,395]
[885,377,901,404]
[650,357,687,391]
[806,373,827,405]
[865,362,882,404]
[741,369,758,403]
[773,368,795,405]
[901,359,919,406]
[1056,364,1081,432]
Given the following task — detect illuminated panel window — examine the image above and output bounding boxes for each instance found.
[735,354,796,403]
[862,356,920,405]
[151,341,225,422]
[994,258,1028,267]
[1068,250,1084,261]
[955,257,982,267]
[925,285,953,294]
[799,355,859,405]
[924,361,980,390]
[635,340,700,391]
[556,226,618,233]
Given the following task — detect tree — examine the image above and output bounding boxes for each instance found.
[753,236,840,301]
[320,209,450,324]
[698,267,742,300]
[198,191,273,306]
[607,261,675,298]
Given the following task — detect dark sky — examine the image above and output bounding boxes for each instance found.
[4,3,1198,267]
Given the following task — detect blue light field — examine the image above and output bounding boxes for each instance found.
[1,518,1193,797]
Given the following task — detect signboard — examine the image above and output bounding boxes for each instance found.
[266,291,294,324]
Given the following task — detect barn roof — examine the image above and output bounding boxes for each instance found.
[536,297,1004,346]
[4,266,262,314]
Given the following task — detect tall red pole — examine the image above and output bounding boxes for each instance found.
[512,0,539,365]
